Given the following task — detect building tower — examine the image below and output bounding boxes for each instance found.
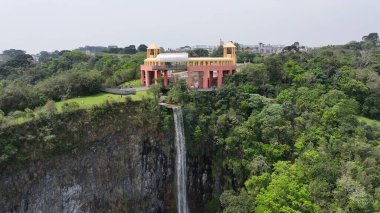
[147,44,160,58]
[223,42,237,64]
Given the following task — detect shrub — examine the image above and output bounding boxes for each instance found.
[45,100,57,114]
[61,102,80,113]
[8,110,26,119]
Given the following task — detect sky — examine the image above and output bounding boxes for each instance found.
[0,0,379,54]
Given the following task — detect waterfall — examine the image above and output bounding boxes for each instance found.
[173,107,189,213]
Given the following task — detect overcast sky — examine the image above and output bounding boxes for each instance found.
[0,0,379,54]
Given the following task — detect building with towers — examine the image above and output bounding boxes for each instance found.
[140,42,237,89]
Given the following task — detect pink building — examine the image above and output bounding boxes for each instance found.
[140,43,237,89]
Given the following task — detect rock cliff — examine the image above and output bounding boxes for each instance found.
[0,102,213,213]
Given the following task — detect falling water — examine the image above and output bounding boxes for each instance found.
[173,107,189,213]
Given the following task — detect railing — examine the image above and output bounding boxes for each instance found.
[153,65,187,70]
[101,88,136,95]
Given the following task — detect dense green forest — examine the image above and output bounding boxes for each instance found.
[167,34,380,212]
[0,48,145,115]
[1,33,380,212]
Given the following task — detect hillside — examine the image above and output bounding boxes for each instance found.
[1,35,380,212]
[166,36,380,212]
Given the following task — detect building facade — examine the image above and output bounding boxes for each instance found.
[140,43,237,89]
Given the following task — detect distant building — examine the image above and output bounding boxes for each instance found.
[191,45,216,53]
[178,46,191,52]
[240,43,285,55]
[299,46,313,52]
[170,40,312,57]
[31,55,40,63]
[76,46,109,54]
[171,45,217,53]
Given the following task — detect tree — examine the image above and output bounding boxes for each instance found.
[4,53,33,68]
[362,89,380,119]
[255,161,320,212]
[362,33,379,43]
[333,173,373,212]
[257,104,292,161]
[122,45,137,54]
[240,63,269,86]
[62,51,90,64]
[0,82,46,114]
[167,80,190,104]
[0,109,4,123]
[137,44,148,52]
[45,100,57,114]
[2,49,26,59]
[220,190,256,213]
[282,42,300,52]
[237,52,256,63]
[283,60,305,82]
[189,48,209,57]
[211,45,223,57]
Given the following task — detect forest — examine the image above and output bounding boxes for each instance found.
[167,33,380,212]
[0,48,145,116]
[1,33,380,212]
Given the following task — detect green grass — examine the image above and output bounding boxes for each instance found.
[119,79,143,87]
[55,91,149,112]
[55,93,123,112]
[357,116,380,128]
[1,91,150,128]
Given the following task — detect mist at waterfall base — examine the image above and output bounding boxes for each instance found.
[173,107,189,213]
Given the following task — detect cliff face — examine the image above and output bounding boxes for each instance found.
[1,131,175,212]
[0,103,213,213]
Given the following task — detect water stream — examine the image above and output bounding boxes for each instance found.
[173,107,189,213]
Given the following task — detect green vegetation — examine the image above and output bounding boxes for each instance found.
[168,33,380,212]
[0,49,146,114]
[55,91,148,111]
[189,48,209,57]
[0,91,149,128]
[1,33,380,212]
[358,116,380,128]
[119,79,143,88]
[0,97,168,171]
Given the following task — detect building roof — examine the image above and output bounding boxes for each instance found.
[223,42,236,48]
[148,44,160,49]
[157,52,188,62]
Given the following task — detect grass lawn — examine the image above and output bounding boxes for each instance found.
[357,116,380,128]
[2,91,150,128]
[119,79,143,87]
[55,91,149,112]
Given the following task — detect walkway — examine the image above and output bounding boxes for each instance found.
[101,87,148,95]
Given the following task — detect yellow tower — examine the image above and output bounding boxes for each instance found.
[223,42,237,64]
[147,44,160,58]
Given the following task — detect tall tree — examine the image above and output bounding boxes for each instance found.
[137,44,148,52]
[362,33,379,42]
[189,48,209,57]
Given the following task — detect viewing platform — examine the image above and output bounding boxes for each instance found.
[141,43,237,89]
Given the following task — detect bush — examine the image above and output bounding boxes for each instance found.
[8,110,27,119]
[125,96,132,104]
[45,100,57,114]
[0,110,4,121]
[61,102,80,112]
[24,108,35,119]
